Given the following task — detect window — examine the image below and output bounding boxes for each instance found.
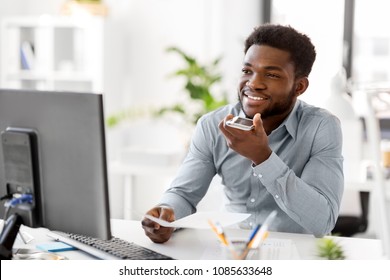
[270,0,345,106]
[352,0,390,86]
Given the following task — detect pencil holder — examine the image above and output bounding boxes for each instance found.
[222,239,260,260]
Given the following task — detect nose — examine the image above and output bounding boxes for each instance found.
[246,75,265,90]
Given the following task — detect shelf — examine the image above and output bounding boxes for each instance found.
[0,15,104,93]
[6,71,95,82]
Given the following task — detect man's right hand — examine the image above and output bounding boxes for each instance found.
[219,113,272,165]
[141,206,175,243]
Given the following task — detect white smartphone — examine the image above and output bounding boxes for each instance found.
[226,116,254,131]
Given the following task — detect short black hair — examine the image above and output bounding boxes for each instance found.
[244,24,316,78]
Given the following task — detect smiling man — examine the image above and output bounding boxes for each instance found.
[142,24,344,243]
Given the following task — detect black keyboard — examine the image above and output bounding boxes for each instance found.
[48,231,174,260]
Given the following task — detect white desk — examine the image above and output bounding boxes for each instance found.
[10,219,385,260]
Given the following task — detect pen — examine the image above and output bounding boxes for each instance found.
[235,224,260,260]
[249,210,277,249]
[238,210,277,260]
[245,224,261,248]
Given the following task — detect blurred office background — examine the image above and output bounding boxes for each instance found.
[0,0,389,239]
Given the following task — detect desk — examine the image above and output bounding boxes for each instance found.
[10,219,385,260]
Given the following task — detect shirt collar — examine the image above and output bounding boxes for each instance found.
[282,99,300,139]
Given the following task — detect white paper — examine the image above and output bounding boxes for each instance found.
[144,211,251,229]
[201,238,301,260]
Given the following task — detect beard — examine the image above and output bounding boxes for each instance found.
[238,87,296,119]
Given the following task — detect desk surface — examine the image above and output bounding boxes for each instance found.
[11,219,385,260]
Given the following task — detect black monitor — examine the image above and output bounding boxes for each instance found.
[0,89,111,258]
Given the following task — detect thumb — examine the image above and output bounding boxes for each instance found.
[253,113,267,135]
[159,207,175,223]
[253,113,262,128]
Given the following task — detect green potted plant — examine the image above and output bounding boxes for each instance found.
[156,46,228,125]
[317,237,346,260]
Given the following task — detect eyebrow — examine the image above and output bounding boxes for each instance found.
[243,62,284,72]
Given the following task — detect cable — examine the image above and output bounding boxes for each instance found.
[4,194,33,208]
[2,193,33,221]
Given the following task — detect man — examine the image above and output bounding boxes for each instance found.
[142,24,343,243]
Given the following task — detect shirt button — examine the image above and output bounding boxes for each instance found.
[249,222,253,227]
[253,172,257,177]
[258,174,263,178]
[275,195,279,199]
[250,198,255,203]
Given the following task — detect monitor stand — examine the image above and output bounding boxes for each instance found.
[0,213,23,260]
[0,127,41,259]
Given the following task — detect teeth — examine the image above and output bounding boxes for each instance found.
[247,95,265,101]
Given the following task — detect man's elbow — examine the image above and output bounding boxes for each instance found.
[312,215,337,238]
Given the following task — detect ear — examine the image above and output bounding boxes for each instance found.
[294,77,309,96]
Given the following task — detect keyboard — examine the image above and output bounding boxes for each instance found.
[47,231,174,260]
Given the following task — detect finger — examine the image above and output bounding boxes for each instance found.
[141,217,160,233]
[144,222,174,244]
[219,114,235,137]
[148,231,172,244]
[159,207,175,222]
[225,114,234,122]
[141,207,162,230]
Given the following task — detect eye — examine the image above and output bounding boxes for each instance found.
[241,68,251,74]
[266,72,280,79]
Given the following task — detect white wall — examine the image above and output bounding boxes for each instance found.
[104,0,261,110]
[0,0,261,120]
[0,0,59,16]
[272,0,345,107]
[0,0,262,219]
[103,0,262,219]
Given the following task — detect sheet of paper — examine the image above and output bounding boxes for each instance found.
[259,238,300,260]
[201,238,301,260]
[144,211,251,229]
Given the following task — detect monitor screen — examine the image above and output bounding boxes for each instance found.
[0,89,111,240]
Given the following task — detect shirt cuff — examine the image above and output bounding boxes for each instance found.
[251,152,288,193]
[159,192,194,220]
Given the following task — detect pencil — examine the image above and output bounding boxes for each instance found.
[208,220,228,246]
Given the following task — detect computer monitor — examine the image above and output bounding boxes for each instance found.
[0,89,111,247]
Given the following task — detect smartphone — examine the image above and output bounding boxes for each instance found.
[226,116,254,131]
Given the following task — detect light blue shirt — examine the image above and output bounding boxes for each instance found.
[159,99,344,237]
